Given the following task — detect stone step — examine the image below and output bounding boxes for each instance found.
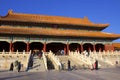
[98,60,115,68]
[28,56,46,72]
[57,56,84,70]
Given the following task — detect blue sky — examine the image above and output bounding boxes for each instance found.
[0,0,120,42]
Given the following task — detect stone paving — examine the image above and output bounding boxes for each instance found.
[0,68,120,80]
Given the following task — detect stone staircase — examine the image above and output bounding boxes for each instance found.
[28,56,46,72]
[57,55,83,70]
[57,56,68,70]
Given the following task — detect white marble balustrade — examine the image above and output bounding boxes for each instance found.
[47,51,61,70]
[42,52,48,71]
[0,50,31,71]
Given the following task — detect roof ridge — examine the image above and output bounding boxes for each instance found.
[11,11,89,24]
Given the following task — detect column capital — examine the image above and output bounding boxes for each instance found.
[65,40,69,44]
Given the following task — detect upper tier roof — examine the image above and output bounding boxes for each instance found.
[0,10,109,28]
[0,26,120,39]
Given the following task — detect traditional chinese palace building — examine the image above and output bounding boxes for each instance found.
[0,10,120,55]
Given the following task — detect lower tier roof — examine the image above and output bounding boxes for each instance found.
[113,43,120,48]
[0,26,120,39]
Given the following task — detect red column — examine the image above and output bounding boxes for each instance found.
[43,42,46,52]
[99,48,101,52]
[80,44,83,52]
[110,44,114,51]
[27,42,29,52]
[64,45,66,55]
[93,44,96,51]
[104,44,107,52]
[88,45,91,52]
[12,44,14,52]
[9,41,12,51]
[112,45,114,51]
[66,43,69,55]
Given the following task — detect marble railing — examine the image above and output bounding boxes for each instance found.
[0,50,31,71]
[90,50,120,65]
[69,51,94,69]
[42,52,48,71]
[69,50,120,68]
[47,51,61,70]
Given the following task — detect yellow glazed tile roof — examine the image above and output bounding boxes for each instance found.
[0,26,120,39]
[0,10,109,28]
